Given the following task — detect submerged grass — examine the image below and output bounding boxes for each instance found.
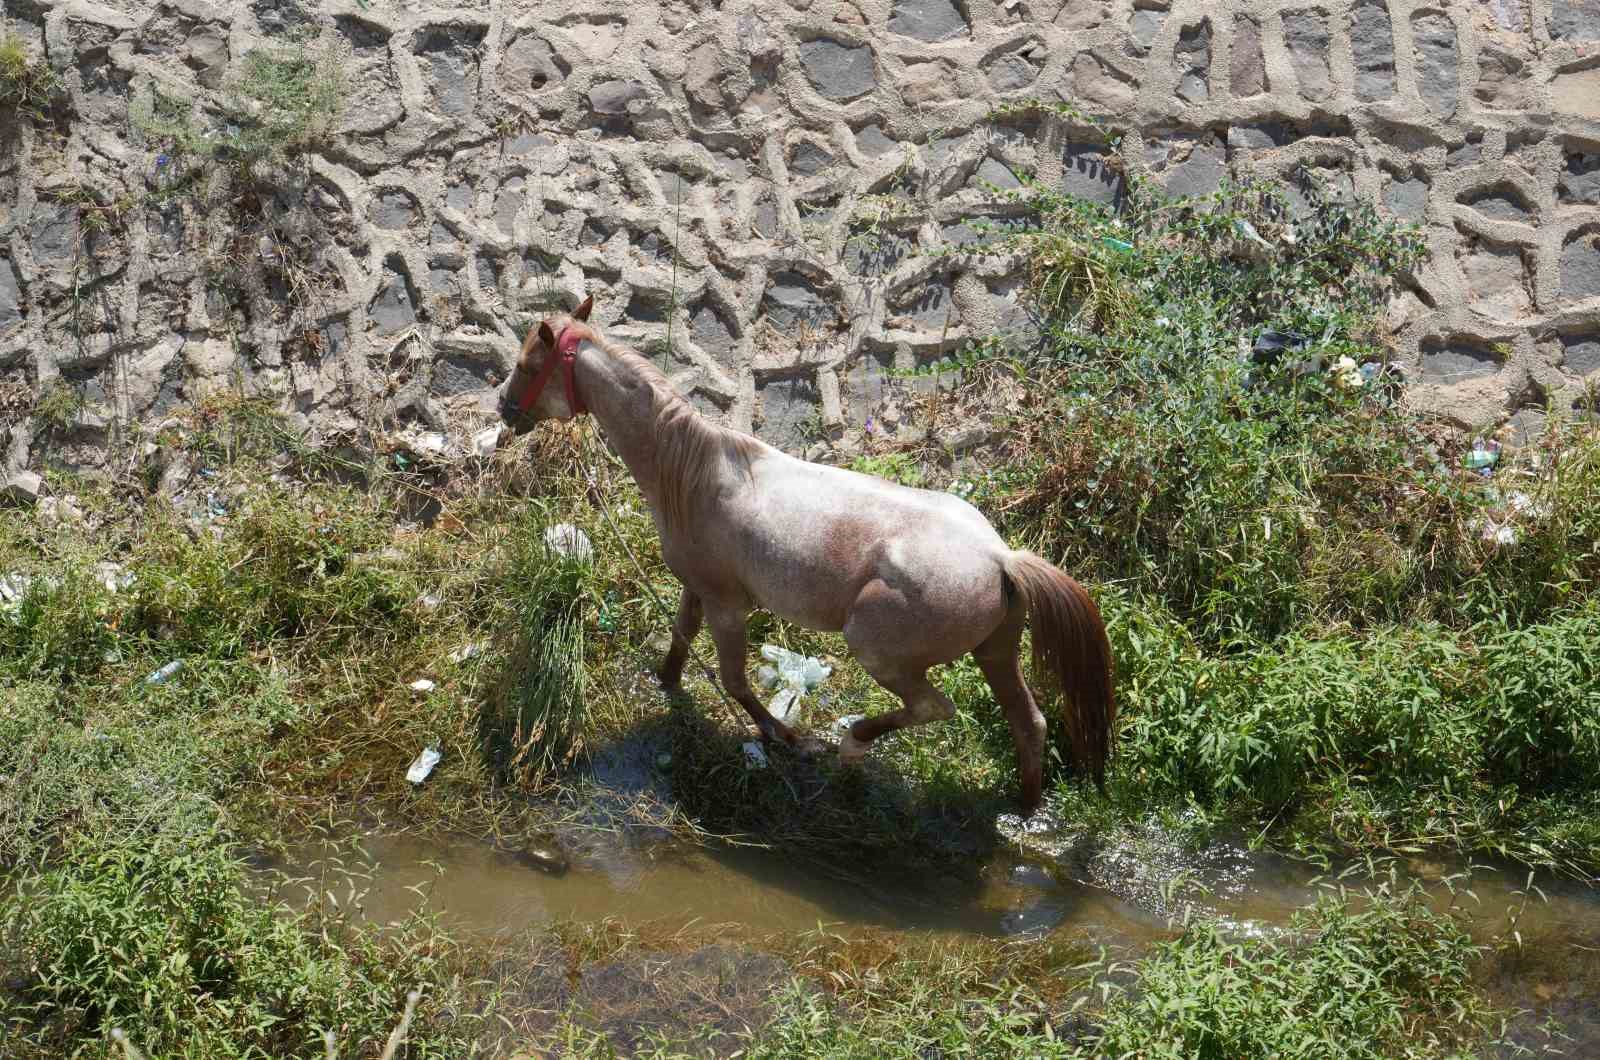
[502,867,1513,1058]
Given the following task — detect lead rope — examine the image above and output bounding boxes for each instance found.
[574,444,749,732]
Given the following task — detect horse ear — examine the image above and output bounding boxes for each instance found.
[574,294,593,322]
[538,321,557,348]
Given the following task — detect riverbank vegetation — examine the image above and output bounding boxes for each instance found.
[3,111,1596,1054]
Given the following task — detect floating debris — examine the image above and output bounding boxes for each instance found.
[405,746,442,785]
[145,659,184,686]
[543,523,594,564]
[507,841,569,875]
[408,678,436,693]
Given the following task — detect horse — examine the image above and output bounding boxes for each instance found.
[496,294,1115,814]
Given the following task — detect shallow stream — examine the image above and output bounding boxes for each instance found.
[263,741,1600,1054]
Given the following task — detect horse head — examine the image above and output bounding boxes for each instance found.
[498,294,595,433]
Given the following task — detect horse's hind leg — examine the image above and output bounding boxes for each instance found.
[974,606,1048,814]
[704,605,799,746]
[838,668,957,762]
[656,588,702,691]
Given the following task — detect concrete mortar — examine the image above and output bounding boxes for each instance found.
[2,0,1600,473]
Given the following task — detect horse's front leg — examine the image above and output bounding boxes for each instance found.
[705,605,799,746]
[655,588,702,691]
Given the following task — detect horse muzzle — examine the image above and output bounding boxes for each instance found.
[497,391,534,435]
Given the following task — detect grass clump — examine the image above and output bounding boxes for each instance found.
[2,829,478,1058]
[1084,592,1600,866]
[482,514,591,788]
[1086,870,1504,1058]
[0,27,61,120]
[131,41,343,176]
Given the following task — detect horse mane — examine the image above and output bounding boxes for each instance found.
[595,335,760,532]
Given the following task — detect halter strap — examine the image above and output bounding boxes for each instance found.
[515,326,587,416]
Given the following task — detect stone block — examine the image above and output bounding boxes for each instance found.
[1350,0,1395,102]
[1173,20,1212,105]
[1231,15,1266,97]
[986,51,1040,92]
[1064,50,1138,113]
[1457,234,1533,322]
[799,39,877,101]
[1459,184,1535,224]
[1130,9,1165,55]
[0,258,19,331]
[1283,11,1333,102]
[1562,332,1600,377]
[888,0,969,42]
[763,272,835,332]
[1561,230,1600,303]
[1560,145,1600,205]
[1060,142,1124,205]
[1477,46,1533,109]
[1552,67,1600,119]
[1,470,43,506]
[1383,174,1429,220]
[1419,336,1502,382]
[1551,0,1600,40]
[1411,13,1460,117]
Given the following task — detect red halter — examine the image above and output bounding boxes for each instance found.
[515,326,587,416]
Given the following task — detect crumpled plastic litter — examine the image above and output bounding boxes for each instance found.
[1463,440,1500,477]
[741,741,769,770]
[759,644,831,692]
[543,523,594,564]
[146,659,184,686]
[406,746,442,784]
[833,713,865,735]
[757,645,832,727]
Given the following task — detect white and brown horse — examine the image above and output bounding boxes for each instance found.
[498,295,1114,814]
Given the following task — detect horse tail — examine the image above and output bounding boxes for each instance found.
[1001,551,1116,791]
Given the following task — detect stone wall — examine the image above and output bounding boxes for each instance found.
[2,0,1600,476]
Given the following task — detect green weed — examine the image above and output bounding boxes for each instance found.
[2,829,480,1058]
[130,42,343,174]
[0,28,61,121]
[1085,867,1504,1058]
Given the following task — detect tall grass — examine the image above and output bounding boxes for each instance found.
[980,167,1600,643]
[482,516,591,788]
[2,830,479,1058]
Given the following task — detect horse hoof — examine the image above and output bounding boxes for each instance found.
[655,669,683,692]
[837,731,869,765]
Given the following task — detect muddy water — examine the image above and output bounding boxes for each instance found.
[263,746,1600,1052]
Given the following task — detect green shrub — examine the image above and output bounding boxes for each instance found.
[1094,589,1600,865]
[982,158,1600,642]
[3,831,477,1058]
[1086,870,1500,1058]
[0,683,218,864]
